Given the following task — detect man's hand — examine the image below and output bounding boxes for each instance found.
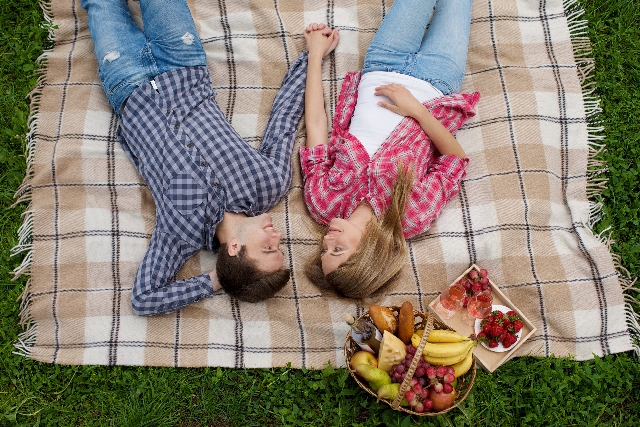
[209,271,222,292]
[374,83,424,119]
[304,23,339,60]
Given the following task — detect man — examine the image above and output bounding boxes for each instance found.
[81,0,320,315]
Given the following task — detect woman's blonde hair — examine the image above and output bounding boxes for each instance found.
[305,164,413,298]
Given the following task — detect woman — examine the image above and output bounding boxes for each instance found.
[302,0,480,298]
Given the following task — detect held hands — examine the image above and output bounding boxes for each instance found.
[374,83,425,119]
[305,23,339,60]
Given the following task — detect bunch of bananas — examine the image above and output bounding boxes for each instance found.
[411,329,476,377]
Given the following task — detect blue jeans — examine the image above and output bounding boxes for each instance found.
[362,0,472,95]
[81,0,207,114]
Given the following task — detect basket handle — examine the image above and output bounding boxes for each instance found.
[391,311,434,409]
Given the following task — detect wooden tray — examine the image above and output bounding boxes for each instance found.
[428,264,536,373]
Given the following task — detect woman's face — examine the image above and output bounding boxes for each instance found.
[321,218,365,275]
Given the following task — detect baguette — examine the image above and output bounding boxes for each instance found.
[397,301,414,344]
[369,305,397,334]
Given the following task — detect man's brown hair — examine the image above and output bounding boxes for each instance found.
[216,245,290,302]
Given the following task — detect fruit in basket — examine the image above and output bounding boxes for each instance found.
[425,329,470,343]
[412,331,475,365]
[411,331,470,348]
[397,301,414,344]
[382,340,473,413]
[421,339,475,359]
[429,386,456,411]
[422,349,471,366]
[377,383,409,406]
[377,331,407,372]
[450,342,476,377]
[350,350,378,370]
[354,364,391,392]
[368,305,398,334]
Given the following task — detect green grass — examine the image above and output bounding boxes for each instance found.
[1,0,639,425]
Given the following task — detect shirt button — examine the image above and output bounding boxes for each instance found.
[214,182,218,187]
[174,124,179,130]
[187,143,193,148]
[166,109,171,115]
[200,161,205,166]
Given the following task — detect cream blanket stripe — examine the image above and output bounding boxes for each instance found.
[13,0,637,367]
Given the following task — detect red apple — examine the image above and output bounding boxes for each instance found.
[429,387,456,411]
[350,350,378,370]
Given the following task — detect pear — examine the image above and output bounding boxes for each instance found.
[377,383,409,406]
[354,364,391,392]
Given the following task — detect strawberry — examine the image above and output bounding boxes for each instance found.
[490,324,504,338]
[477,331,487,340]
[503,333,518,348]
[489,340,499,348]
[483,323,492,335]
[506,310,518,317]
[513,320,523,332]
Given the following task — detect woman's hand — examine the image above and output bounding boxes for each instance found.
[375,84,466,158]
[374,83,424,119]
[304,23,339,60]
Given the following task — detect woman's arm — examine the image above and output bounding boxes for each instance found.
[304,23,339,149]
[374,84,466,158]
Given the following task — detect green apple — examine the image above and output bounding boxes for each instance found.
[349,350,378,370]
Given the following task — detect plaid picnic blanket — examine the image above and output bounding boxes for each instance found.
[14,0,638,367]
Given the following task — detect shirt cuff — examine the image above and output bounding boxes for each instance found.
[430,154,469,179]
[300,144,330,167]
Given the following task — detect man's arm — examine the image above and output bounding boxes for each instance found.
[258,50,309,176]
[131,230,216,316]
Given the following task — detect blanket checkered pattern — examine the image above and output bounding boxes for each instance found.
[14,0,636,367]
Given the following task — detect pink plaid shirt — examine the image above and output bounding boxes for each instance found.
[300,72,480,239]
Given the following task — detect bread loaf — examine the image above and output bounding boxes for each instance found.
[397,301,414,344]
[368,305,397,334]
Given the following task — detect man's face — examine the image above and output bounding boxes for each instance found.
[237,213,285,272]
[320,217,365,275]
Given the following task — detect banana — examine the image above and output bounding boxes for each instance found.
[410,330,470,348]
[422,350,470,366]
[411,333,422,348]
[426,329,470,343]
[422,340,475,359]
[451,342,476,377]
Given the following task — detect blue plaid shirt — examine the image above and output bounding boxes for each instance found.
[119,51,308,316]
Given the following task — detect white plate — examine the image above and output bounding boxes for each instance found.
[474,304,522,352]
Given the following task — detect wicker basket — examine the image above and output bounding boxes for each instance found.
[344,307,476,416]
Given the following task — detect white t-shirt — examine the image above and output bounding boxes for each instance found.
[349,71,443,157]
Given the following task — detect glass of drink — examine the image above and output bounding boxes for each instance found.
[462,290,493,326]
[434,282,465,320]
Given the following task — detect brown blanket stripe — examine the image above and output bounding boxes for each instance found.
[11,0,639,368]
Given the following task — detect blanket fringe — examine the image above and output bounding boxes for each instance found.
[564,0,640,355]
[13,316,36,359]
[11,0,56,358]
